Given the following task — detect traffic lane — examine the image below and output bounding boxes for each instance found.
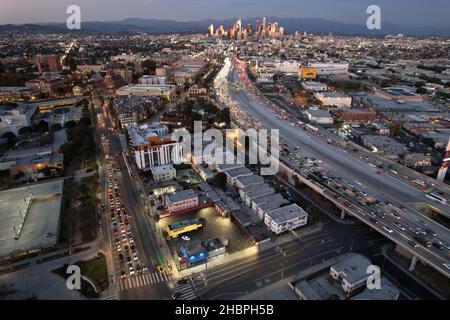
[194,227,383,291]
[120,280,171,300]
[233,88,449,229]
[232,89,450,273]
[230,73,446,202]
[198,234,386,300]
[234,89,419,200]
[236,85,450,214]
[111,133,166,270]
[192,231,331,284]
[347,204,450,272]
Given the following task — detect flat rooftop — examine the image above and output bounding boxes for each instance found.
[225,167,253,178]
[351,277,400,300]
[265,204,307,224]
[150,164,175,175]
[167,188,197,203]
[0,179,64,257]
[244,183,276,200]
[331,255,372,284]
[236,174,264,187]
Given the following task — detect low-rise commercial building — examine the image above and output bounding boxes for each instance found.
[329,255,373,296]
[0,103,38,135]
[235,174,265,190]
[264,204,308,235]
[150,164,176,182]
[239,183,276,207]
[301,81,328,92]
[224,167,254,186]
[116,84,177,101]
[305,109,334,125]
[308,63,349,75]
[165,189,199,213]
[361,135,408,160]
[314,92,352,107]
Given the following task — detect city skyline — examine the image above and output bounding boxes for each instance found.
[1,0,450,29]
[0,0,449,305]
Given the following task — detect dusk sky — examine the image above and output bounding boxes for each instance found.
[1,0,449,28]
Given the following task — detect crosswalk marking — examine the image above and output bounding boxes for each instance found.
[117,272,171,291]
[102,294,118,300]
[174,281,198,300]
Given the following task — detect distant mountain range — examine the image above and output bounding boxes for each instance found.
[0,17,449,36]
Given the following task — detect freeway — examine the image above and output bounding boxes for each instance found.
[224,61,450,277]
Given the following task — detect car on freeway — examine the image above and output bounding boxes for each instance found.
[432,242,445,250]
[416,228,427,236]
[383,226,394,234]
[181,235,191,241]
[369,217,378,224]
[126,256,132,263]
[408,240,419,248]
[425,228,437,237]
[393,223,406,231]
[120,271,126,279]
[390,211,401,220]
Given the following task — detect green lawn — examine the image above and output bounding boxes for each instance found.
[52,253,109,298]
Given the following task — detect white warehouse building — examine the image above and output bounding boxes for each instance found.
[264,204,308,235]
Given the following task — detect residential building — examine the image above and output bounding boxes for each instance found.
[35,55,62,73]
[139,75,166,85]
[127,122,182,170]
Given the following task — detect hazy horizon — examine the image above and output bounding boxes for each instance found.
[0,0,449,29]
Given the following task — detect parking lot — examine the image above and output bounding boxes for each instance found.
[159,206,252,256]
